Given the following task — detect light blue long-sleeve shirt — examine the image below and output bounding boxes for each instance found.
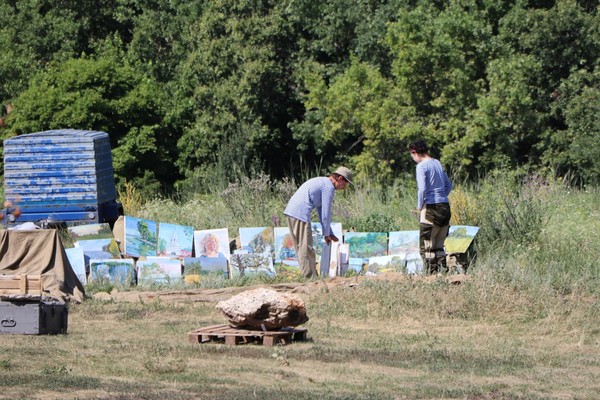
[284,177,335,236]
[416,158,452,210]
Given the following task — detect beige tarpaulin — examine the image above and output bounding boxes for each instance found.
[0,229,85,303]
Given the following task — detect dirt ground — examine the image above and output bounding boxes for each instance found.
[95,272,469,304]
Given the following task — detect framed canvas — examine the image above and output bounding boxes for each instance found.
[76,238,121,260]
[274,227,297,265]
[89,259,135,286]
[445,225,480,253]
[388,230,419,255]
[193,228,230,260]
[137,257,182,285]
[65,223,114,248]
[124,216,158,257]
[406,251,423,274]
[229,253,275,278]
[157,222,193,258]
[343,232,388,258]
[367,254,407,275]
[239,227,274,256]
[310,222,343,259]
[65,247,86,285]
[183,257,228,280]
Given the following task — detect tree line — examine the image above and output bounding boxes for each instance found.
[1,0,599,194]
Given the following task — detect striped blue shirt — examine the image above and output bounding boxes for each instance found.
[416,158,452,210]
[284,177,335,236]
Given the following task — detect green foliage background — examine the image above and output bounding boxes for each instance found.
[1,0,600,193]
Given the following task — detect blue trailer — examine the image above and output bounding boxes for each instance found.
[2,129,122,226]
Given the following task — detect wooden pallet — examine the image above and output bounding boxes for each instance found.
[188,324,308,347]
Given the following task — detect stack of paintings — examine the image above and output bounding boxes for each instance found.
[366,230,422,275]
[89,259,136,286]
[344,232,388,273]
[320,241,350,277]
[67,223,121,284]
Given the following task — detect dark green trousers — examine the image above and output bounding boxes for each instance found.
[419,203,451,274]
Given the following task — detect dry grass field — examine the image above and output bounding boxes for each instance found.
[1,274,599,400]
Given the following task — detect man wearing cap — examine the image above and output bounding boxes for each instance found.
[284,167,352,278]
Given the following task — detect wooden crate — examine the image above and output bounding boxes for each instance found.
[188,324,308,347]
[0,274,44,296]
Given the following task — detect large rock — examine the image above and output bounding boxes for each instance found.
[216,288,309,330]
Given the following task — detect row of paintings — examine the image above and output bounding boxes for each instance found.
[64,219,479,284]
[67,218,477,259]
[64,251,278,287]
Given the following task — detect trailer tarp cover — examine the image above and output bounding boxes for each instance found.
[0,229,85,303]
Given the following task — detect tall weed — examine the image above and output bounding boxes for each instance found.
[470,177,600,295]
[118,180,145,215]
[118,168,600,295]
[468,170,549,251]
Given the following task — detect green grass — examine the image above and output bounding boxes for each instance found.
[1,279,600,399]
[127,171,600,296]
[2,172,600,399]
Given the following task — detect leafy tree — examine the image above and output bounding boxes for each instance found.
[0,0,79,101]
[447,0,600,177]
[169,0,303,183]
[125,0,197,83]
[497,1,599,91]
[445,55,545,175]
[0,0,141,102]
[543,67,600,185]
[302,58,418,182]
[386,1,493,120]
[4,52,173,193]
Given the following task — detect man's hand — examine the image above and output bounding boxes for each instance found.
[324,234,339,244]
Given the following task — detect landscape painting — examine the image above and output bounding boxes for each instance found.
[367,254,407,275]
[347,257,365,275]
[406,252,423,274]
[65,247,87,285]
[89,259,135,286]
[343,232,388,258]
[239,227,274,256]
[76,238,121,260]
[229,253,275,278]
[193,228,230,260]
[65,223,114,248]
[124,216,158,257]
[157,222,193,257]
[183,257,228,282]
[445,225,480,253]
[137,257,182,285]
[388,230,419,255]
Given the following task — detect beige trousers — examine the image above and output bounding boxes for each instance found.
[287,216,317,278]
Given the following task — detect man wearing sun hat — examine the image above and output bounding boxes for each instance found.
[284,167,352,278]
